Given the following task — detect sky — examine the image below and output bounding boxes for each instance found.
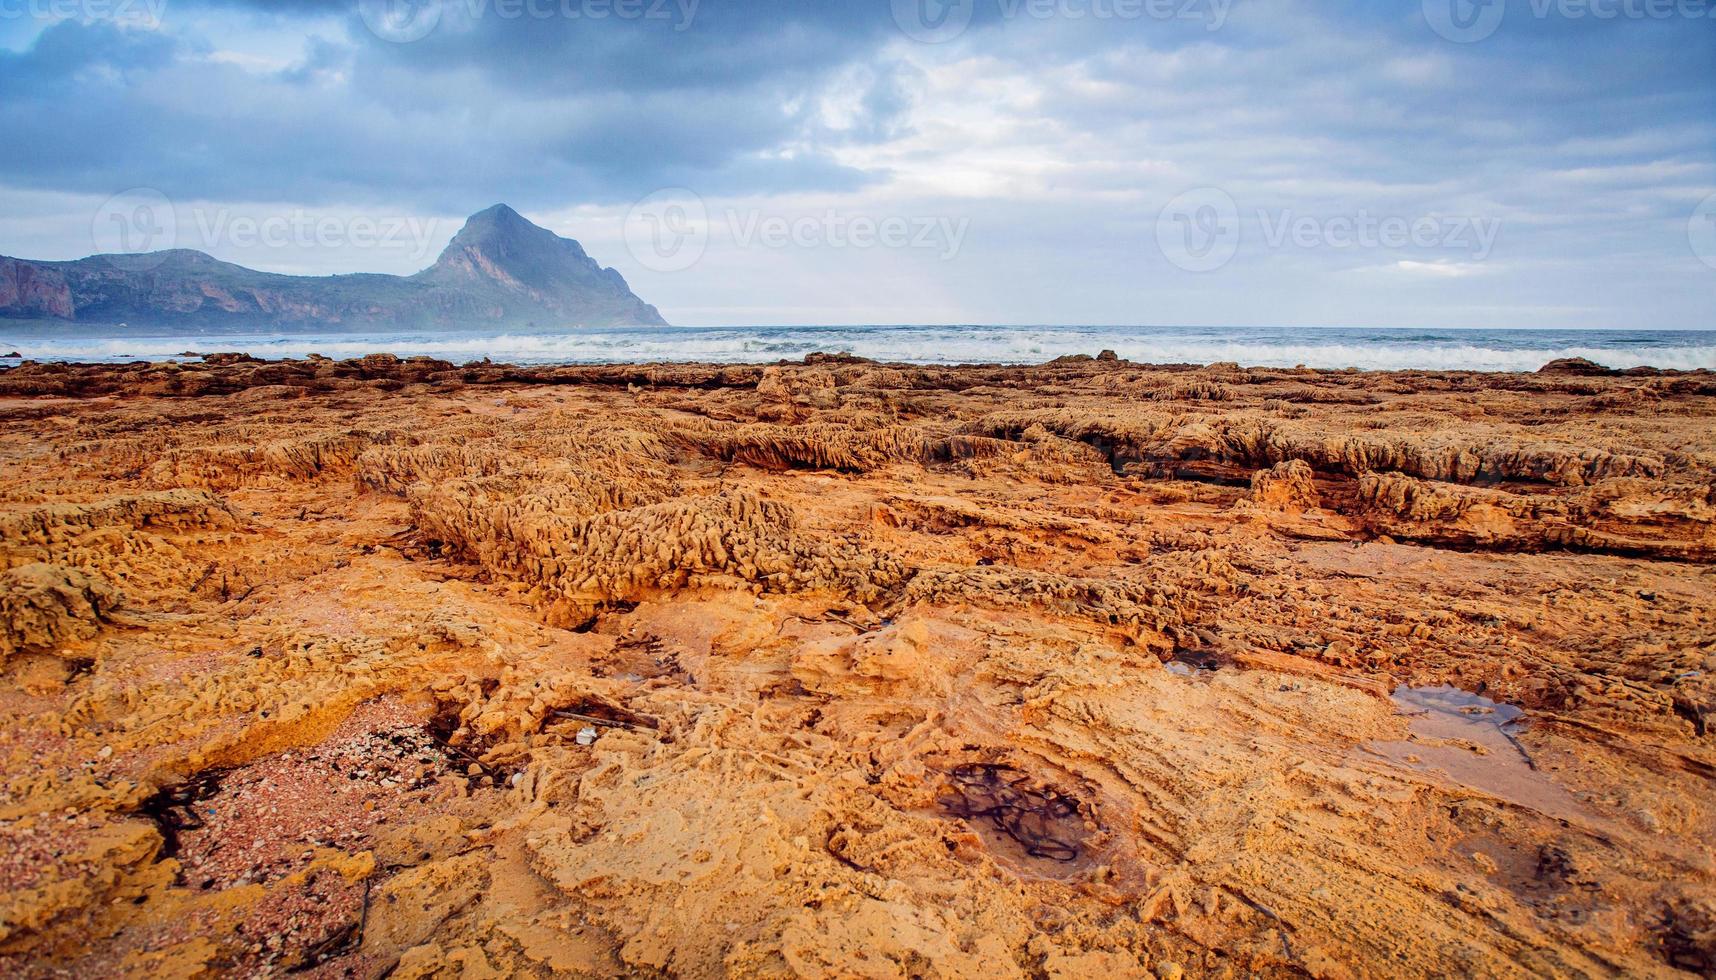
[0,0,1712,328]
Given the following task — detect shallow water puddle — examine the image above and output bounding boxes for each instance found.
[1366,685,1588,820]
[930,762,1108,882]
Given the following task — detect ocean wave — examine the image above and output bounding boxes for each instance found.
[2,327,1713,373]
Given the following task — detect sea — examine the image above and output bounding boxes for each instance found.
[1,325,1713,373]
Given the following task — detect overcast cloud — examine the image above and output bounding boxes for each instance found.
[0,0,1711,327]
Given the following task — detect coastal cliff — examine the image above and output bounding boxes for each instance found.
[0,205,667,329]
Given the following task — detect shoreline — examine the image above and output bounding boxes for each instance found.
[2,350,1713,399]
[5,324,1715,375]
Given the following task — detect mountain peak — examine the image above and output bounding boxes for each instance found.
[426,204,590,287]
[455,203,531,235]
[411,205,666,326]
[442,204,554,252]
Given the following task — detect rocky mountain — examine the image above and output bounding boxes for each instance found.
[0,205,667,329]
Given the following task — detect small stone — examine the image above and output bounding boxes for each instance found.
[575,726,599,746]
[1156,963,1183,980]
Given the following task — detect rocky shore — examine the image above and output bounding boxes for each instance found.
[1,352,1712,977]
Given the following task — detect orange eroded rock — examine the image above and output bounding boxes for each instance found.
[0,354,1712,978]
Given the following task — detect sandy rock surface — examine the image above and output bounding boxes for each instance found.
[0,353,1712,978]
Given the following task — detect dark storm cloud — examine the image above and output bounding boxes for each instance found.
[4,0,1709,212]
[353,0,899,91]
[0,0,913,208]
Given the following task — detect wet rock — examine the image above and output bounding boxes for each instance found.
[1539,357,1616,376]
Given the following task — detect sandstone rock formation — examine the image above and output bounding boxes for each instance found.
[0,354,1712,977]
[0,563,120,665]
[1244,459,1321,512]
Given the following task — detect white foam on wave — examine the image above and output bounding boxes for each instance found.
[2,327,1713,373]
